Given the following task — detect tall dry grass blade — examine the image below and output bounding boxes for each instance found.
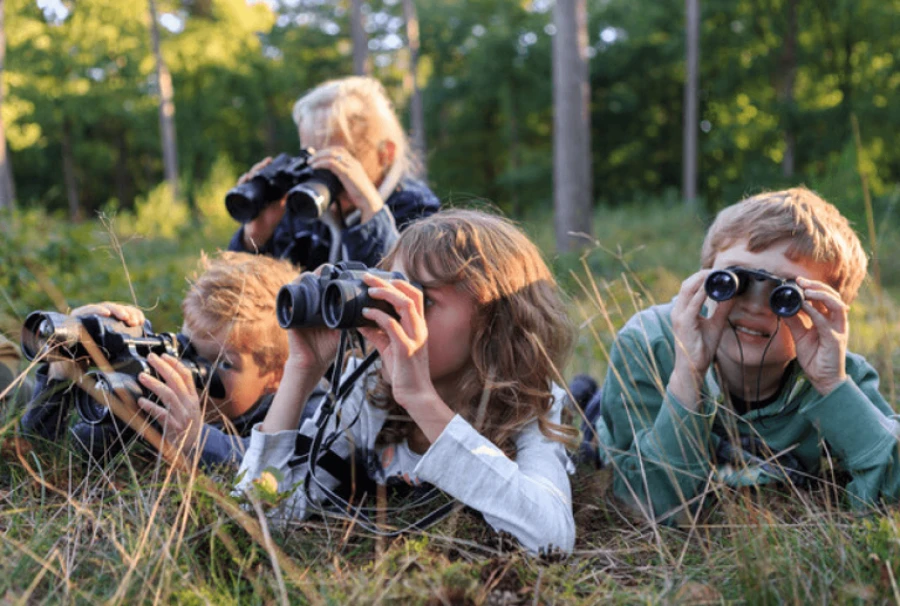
[851,113,895,404]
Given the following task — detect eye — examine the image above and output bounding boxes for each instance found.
[219,359,235,371]
[423,296,435,309]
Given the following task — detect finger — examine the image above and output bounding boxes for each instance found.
[390,279,425,313]
[104,303,145,327]
[71,303,113,318]
[706,297,736,332]
[147,353,191,395]
[361,307,418,354]
[674,271,709,312]
[137,396,171,425]
[357,326,391,352]
[364,284,422,338]
[801,287,849,314]
[139,371,179,407]
[162,353,198,394]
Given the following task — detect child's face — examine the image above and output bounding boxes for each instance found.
[389,260,476,392]
[711,238,829,371]
[181,325,279,421]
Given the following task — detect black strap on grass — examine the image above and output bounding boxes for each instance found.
[297,329,458,536]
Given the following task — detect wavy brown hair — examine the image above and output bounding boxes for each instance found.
[371,209,576,458]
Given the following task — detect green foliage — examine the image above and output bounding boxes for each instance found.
[119,182,191,239]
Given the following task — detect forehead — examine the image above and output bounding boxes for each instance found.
[181,324,240,357]
[712,238,830,282]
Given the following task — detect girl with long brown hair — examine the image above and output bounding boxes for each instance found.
[236,209,577,553]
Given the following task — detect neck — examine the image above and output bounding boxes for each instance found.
[716,356,792,403]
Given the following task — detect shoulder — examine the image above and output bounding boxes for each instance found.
[387,179,441,213]
[845,350,880,382]
[616,301,676,348]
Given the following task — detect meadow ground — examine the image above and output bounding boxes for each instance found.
[1,201,900,604]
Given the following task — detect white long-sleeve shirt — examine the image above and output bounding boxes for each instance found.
[235,361,576,554]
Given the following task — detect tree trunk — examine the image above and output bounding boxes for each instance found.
[552,0,593,253]
[149,0,179,201]
[0,0,16,210]
[350,0,368,75]
[682,0,699,208]
[403,0,426,176]
[778,0,797,177]
[61,119,83,222]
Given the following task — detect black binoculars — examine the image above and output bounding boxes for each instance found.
[225,149,343,223]
[704,266,805,317]
[21,311,225,425]
[277,262,414,330]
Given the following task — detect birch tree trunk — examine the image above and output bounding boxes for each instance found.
[779,0,797,177]
[403,0,426,176]
[552,0,593,253]
[149,0,179,201]
[351,0,368,75]
[0,0,16,210]
[682,0,699,208]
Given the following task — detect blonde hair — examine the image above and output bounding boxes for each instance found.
[181,252,296,375]
[291,76,418,199]
[372,210,577,457]
[701,187,868,303]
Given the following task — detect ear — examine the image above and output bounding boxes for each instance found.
[377,139,397,170]
[264,367,283,393]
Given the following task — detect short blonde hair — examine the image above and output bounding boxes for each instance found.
[291,76,419,192]
[181,252,296,374]
[701,187,868,303]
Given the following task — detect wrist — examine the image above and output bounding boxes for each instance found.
[812,375,847,397]
[398,388,455,443]
[356,189,384,224]
[668,363,705,412]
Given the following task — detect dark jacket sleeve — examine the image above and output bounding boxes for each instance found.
[342,179,441,267]
[228,225,278,257]
[19,366,73,442]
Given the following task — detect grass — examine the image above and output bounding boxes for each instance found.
[2,201,900,603]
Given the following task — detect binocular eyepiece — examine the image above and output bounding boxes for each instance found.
[276,262,415,330]
[704,266,804,317]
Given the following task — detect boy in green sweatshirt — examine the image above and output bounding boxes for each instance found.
[591,187,899,523]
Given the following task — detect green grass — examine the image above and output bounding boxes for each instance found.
[1,201,900,603]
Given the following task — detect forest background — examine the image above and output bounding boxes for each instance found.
[2,0,900,603]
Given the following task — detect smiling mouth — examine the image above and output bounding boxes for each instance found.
[734,325,771,339]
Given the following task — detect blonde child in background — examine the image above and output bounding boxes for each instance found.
[229,76,440,269]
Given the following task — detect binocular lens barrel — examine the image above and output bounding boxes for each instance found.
[286,181,331,220]
[769,284,804,317]
[74,372,136,426]
[703,268,804,317]
[704,270,739,302]
[322,281,367,329]
[21,311,79,361]
[225,181,268,223]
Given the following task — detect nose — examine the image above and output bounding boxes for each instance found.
[740,279,773,313]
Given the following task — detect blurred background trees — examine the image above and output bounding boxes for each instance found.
[1,0,899,239]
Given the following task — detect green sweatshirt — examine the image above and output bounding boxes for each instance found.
[596,301,900,522]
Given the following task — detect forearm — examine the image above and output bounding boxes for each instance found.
[415,415,575,554]
[260,361,324,433]
[403,390,455,445]
[800,380,900,504]
[607,388,715,522]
